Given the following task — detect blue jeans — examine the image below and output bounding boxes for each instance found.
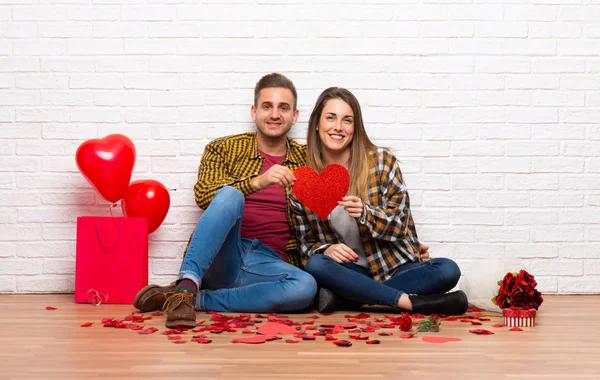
[179,186,317,313]
[304,254,461,310]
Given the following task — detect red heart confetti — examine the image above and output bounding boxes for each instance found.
[469,329,494,335]
[492,323,504,328]
[422,336,462,344]
[333,340,352,347]
[232,335,278,344]
[378,332,393,336]
[509,327,523,332]
[138,327,159,335]
[80,322,93,327]
[320,323,357,329]
[292,164,350,220]
[45,306,57,311]
[366,340,381,345]
[285,339,299,344]
[399,333,417,339]
[344,312,371,319]
[124,313,152,322]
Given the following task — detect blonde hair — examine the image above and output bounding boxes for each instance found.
[306,87,376,200]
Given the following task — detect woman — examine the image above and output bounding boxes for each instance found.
[291,87,468,315]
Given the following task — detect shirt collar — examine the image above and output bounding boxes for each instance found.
[249,132,303,165]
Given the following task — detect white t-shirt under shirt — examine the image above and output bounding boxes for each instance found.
[329,205,368,268]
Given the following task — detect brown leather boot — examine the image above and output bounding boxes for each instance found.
[163,290,196,328]
[133,282,176,312]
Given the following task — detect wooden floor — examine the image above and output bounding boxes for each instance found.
[0,295,599,380]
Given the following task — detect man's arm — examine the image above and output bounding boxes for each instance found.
[193,140,257,210]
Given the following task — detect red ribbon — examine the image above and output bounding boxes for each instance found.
[86,289,109,306]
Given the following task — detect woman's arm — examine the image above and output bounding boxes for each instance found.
[289,196,331,257]
[359,149,417,242]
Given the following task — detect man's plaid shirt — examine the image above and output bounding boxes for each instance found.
[188,132,306,268]
[290,147,421,282]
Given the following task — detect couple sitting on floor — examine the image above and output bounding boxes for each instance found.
[133,73,468,327]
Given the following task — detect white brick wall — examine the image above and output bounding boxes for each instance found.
[1,1,599,294]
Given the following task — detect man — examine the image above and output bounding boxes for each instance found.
[134,73,317,327]
[133,73,432,327]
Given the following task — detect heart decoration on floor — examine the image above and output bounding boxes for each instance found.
[232,335,279,344]
[256,322,298,335]
[292,164,350,220]
[422,336,463,344]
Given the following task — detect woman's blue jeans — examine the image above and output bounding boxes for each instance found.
[304,253,461,310]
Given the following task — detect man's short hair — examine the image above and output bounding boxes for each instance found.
[254,73,298,110]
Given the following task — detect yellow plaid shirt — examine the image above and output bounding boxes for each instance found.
[186,132,306,268]
[290,147,421,282]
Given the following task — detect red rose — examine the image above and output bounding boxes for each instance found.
[498,273,516,297]
[495,292,510,309]
[516,270,537,295]
[532,290,544,310]
[510,290,529,308]
[494,270,543,310]
[398,312,412,332]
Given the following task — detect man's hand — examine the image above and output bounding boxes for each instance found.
[338,196,364,219]
[419,244,430,262]
[324,243,359,264]
[251,164,295,191]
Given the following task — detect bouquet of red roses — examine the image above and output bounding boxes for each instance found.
[491,269,544,310]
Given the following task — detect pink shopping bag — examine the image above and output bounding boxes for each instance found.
[75,216,148,304]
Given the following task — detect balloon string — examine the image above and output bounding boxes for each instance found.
[109,202,119,217]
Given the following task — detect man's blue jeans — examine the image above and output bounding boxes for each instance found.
[179,186,317,312]
[304,254,461,310]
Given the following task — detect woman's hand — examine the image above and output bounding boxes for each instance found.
[324,243,359,264]
[338,196,364,219]
[420,244,430,262]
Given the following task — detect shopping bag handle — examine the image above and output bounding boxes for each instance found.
[95,221,125,251]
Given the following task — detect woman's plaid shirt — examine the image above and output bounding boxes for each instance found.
[189,132,306,268]
[290,147,421,282]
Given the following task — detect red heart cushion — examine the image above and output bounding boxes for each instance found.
[292,164,350,220]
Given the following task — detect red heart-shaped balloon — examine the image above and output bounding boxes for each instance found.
[292,164,350,220]
[75,134,136,203]
[121,179,170,234]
